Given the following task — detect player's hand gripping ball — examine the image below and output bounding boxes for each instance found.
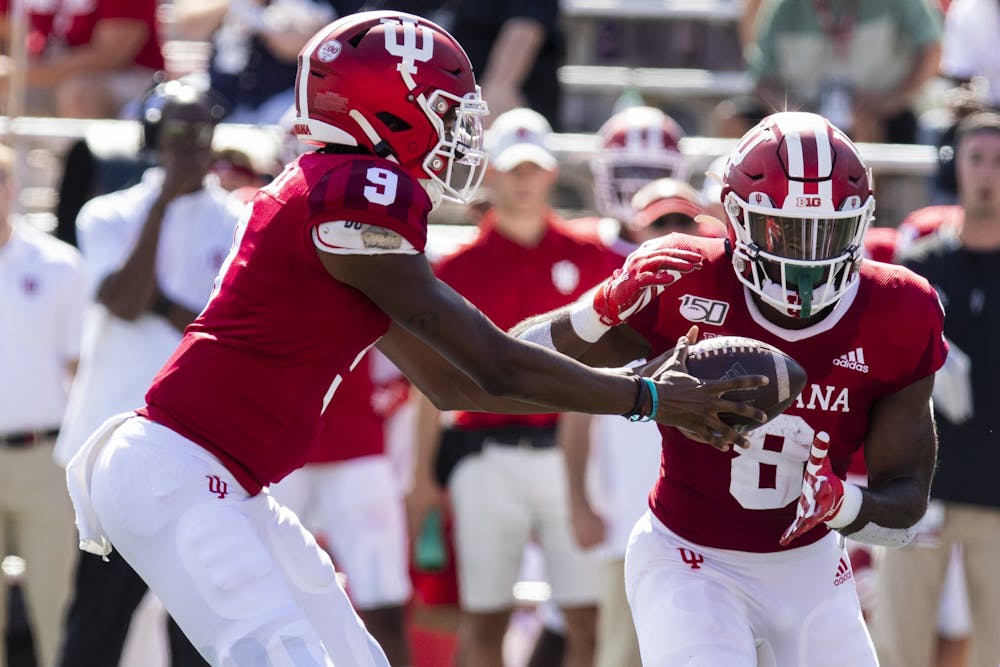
[683,336,807,432]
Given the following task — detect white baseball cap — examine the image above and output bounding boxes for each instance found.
[487,108,557,172]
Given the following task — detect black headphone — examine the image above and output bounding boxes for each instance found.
[136,76,227,153]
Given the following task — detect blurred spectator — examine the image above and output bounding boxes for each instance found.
[53,83,241,667]
[373,0,564,128]
[0,0,163,118]
[407,108,616,667]
[873,111,1000,667]
[939,0,1000,108]
[269,352,413,666]
[742,0,942,143]
[172,0,352,124]
[590,106,689,226]
[561,177,707,667]
[0,141,84,667]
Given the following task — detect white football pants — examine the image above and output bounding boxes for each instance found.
[88,416,389,667]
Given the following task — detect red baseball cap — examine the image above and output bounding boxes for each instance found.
[629,178,705,230]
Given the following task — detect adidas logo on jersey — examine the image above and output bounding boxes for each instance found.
[834,557,853,586]
[834,347,869,373]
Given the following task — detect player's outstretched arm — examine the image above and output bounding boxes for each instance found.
[321,251,765,439]
[512,241,702,364]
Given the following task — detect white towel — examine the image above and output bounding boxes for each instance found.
[65,412,134,558]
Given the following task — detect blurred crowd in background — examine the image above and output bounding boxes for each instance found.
[0,0,998,666]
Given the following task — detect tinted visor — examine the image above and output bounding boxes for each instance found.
[746,212,863,261]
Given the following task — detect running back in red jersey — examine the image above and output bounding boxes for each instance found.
[685,336,807,431]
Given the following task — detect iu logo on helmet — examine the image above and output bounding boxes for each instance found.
[206,475,229,499]
[381,17,434,75]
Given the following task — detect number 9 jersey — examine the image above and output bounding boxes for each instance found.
[626,233,948,552]
[140,152,431,496]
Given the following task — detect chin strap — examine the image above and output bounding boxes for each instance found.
[348,110,398,162]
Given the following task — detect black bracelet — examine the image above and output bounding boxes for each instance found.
[151,290,173,317]
[622,375,648,422]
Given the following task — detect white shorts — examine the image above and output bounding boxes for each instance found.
[89,416,389,667]
[269,456,411,610]
[937,543,972,638]
[624,511,877,667]
[448,445,600,612]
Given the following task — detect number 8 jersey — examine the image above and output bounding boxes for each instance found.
[626,234,948,552]
[140,152,431,496]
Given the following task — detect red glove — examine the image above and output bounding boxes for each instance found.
[780,432,849,546]
[592,243,702,327]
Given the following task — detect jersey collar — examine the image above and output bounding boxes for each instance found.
[743,279,859,342]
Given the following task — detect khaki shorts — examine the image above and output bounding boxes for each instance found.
[448,445,600,612]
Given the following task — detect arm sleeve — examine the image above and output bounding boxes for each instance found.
[312,220,419,256]
[896,0,942,50]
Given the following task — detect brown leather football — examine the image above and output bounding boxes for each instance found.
[685,335,807,431]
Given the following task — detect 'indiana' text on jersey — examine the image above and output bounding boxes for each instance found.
[626,234,947,553]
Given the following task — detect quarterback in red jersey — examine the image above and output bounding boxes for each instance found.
[64,11,767,666]
[514,111,947,666]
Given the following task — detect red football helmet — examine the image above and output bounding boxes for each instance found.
[294,11,488,203]
[721,112,875,318]
[591,106,688,222]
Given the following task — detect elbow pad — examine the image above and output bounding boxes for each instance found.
[843,521,919,548]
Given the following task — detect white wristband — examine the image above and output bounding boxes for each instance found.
[844,521,918,548]
[568,288,611,343]
[826,481,863,529]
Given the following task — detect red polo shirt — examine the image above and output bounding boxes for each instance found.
[434,209,620,430]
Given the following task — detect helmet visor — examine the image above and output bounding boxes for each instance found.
[746,212,864,261]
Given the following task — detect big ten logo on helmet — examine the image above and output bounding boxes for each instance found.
[678,294,729,326]
[795,196,822,207]
[381,16,433,75]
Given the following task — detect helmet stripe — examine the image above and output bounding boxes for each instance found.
[815,123,834,202]
[784,129,804,196]
[297,28,329,122]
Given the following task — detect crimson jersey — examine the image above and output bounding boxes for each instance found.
[141,152,431,495]
[305,355,384,465]
[435,210,621,429]
[2,0,165,69]
[627,234,947,552]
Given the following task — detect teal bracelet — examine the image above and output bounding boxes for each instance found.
[643,377,658,421]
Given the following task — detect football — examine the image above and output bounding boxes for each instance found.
[684,335,807,431]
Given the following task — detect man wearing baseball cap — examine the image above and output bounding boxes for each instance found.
[408,107,618,667]
[629,178,707,240]
[562,177,711,667]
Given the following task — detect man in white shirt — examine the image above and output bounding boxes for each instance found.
[940,0,1000,107]
[0,142,86,667]
[54,82,243,667]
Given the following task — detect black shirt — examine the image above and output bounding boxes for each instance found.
[371,0,564,129]
[902,229,1000,509]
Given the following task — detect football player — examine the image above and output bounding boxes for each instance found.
[513,111,947,666]
[64,11,767,666]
